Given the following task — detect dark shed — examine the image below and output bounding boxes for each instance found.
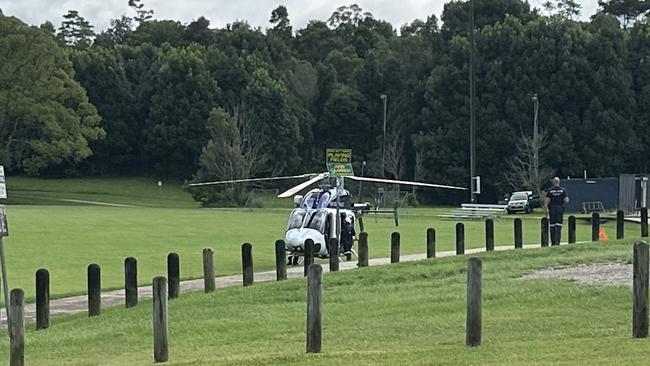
[560,178,619,213]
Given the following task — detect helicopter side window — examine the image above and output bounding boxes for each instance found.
[306,211,327,233]
[287,209,306,230]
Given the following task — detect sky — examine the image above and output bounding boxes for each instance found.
[2,0,601,33]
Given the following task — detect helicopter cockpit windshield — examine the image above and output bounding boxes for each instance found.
[305,210,328,233]
[287,209,307,230]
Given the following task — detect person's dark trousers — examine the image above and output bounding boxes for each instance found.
[549,206,564,245]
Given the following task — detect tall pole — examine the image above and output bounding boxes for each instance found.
[532,94,539,197]
[469,0,477,203]
[0,237,11,331]
[380,94,387,177]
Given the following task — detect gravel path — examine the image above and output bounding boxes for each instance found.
[521,262,632,286]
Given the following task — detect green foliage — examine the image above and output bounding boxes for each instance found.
[56,10,95,49]
[5,2,650,203]
[0,14,104,175]
[128,0,153,24]
[144,44,220,177]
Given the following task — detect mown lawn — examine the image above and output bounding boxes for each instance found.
[0,238,648,365]
[1,177,644,301]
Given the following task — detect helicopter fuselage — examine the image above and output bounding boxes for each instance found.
[284,186,358,258]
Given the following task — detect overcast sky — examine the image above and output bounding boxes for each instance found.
[2,0,600,33]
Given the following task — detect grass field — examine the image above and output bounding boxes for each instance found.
[0,238,648,365]
[1,177,644,302]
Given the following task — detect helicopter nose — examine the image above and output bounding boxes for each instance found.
[285,229,324,251]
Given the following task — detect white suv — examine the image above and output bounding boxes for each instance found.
[507,191,532,214]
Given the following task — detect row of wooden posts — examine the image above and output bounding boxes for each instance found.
[6,208,649,364]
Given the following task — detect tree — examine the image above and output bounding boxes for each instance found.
[384,126,406,181]
[599,0,650,28]
[94,15,133,47]
[269,6,292,40]
[192,105,268,205]
[328,4,373,28]
[57,10,95,49]
[556,0,582,20]
[40,21,56,36]
[144,44,219,177]
[128,0,153,24]
[184,16,213,45]
[0,14,104,175]
[71,47,139,174]
[130,20,185,46]
[503,132,553,198]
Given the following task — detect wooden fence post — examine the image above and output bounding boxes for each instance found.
[358,232,368,267]
[592,213,600,242]
[87,263,101,316]
[329,238,339,272]
[153,276,169,363]
[391,232,400,263]
[241,243,254,286]
[304,239,314,276]
[167,253,180,299]
[358,216,365,232]
[642,208,648,238]
[514,218,523,249]
[9,288,24,366]
[394,201,399,227]
[616,210,625,240]
[633,241,649,338]
[306,264,323,354]
[466,258,482,347]
[35,268,49,330]
[427,228,436,258]
[456,223,465,255]
[275,240,287,281]
[568,216,576,244]
[541,218,549,247]
[485,219,494,252]
[202,248,215,293]
[125,257,138,308]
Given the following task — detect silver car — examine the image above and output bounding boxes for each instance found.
[507,192,532,214]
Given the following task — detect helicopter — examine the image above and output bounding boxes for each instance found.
[188,150,467,265]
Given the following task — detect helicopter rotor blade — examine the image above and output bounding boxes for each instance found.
[278,173,329,198]
[187,173,319,187]
[344,176,468,191]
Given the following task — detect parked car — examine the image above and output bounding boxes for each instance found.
[507,191,538,214]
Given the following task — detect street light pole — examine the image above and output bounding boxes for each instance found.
[469,0,477,203]
[380,94,387,177]
[532,94,539,197]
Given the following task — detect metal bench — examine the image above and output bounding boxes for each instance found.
[438,204,507,221]
[582,201,604,213]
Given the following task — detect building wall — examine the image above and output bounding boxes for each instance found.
[561,178,619,213]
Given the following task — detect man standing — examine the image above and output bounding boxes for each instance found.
[544,177,569,245]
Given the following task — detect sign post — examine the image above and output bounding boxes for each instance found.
[326,149,354,250]
[0,166,10,332]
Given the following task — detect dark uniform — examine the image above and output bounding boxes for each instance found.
[547,186,568,245]
[340,216,355,253]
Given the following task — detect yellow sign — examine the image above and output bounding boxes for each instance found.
[326,149,354,177]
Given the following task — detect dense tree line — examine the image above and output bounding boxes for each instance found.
[1,1,650,203]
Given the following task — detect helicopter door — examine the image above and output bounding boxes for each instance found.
[325,213,334,248]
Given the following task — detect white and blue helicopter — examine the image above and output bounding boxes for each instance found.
[189,167,466,265]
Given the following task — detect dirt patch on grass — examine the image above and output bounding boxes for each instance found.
[521,262,632,287]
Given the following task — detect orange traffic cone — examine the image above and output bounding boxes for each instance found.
[599,227,609,241]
